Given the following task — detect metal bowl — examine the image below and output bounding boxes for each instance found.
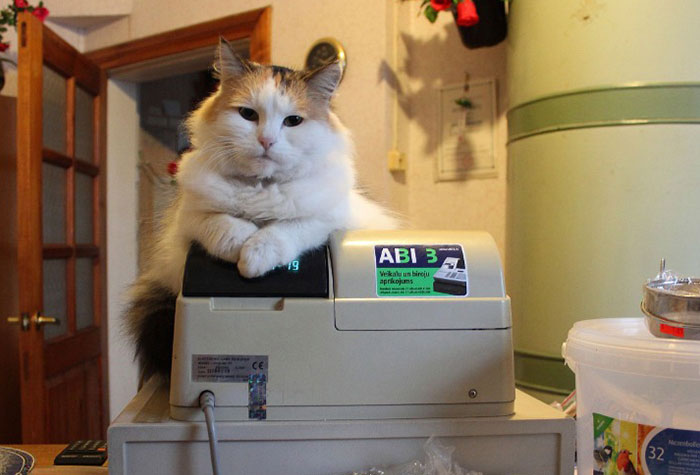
[642,278,700,323]
[641,261,700,339]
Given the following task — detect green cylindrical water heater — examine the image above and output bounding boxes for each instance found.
[506,0,700,397]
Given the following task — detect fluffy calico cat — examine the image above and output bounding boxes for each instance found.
[125,39,398,378]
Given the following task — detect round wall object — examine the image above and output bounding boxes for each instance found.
[305,37,346,80]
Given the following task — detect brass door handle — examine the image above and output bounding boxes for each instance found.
[6,312,60,331]
[7,313,31,331]
[33,312,60,329]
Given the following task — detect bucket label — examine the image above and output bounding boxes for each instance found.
[593,412,700,474]
[374,244,468,297]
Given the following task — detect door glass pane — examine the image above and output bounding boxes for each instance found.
[42,66,67,154]
[42,162,66,243]
[75,87,94,162]
[76,258,94,330]
[43,259,67,340]
[75,172,93,243]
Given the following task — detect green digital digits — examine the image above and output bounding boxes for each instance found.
[426,248,437,263]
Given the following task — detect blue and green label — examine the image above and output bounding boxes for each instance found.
[374,244,468,297]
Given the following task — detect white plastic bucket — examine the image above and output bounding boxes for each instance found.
[563,318,700,474]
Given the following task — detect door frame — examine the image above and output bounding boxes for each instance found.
[85,7,271,429]
[86,7,271,68]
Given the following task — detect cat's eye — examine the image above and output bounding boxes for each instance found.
[239,107,259,121]
[283,115,304,127]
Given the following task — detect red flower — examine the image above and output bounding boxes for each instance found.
[31,6,49,22]
[167,161,179,176]
[14,0,29,8]
[456,0,479,27]
[430,0,452,12]
[0,43,9,52]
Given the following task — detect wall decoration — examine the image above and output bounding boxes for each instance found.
[437,78,496,181]
[305,37,346,80]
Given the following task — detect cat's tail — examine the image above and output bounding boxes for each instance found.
[123,277,177,380]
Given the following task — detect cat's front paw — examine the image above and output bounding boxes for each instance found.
[213,219,259,263]
[237,231,285,278]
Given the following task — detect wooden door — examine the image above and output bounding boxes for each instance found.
[12,11,107,443]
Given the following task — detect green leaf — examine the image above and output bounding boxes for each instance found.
[453,0,460,4]
[421,0,430,7]
[455,97,474,109]
[424,5,438,23]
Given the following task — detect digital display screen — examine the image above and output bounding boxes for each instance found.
[182,243,328,298]
[287,260,300,272]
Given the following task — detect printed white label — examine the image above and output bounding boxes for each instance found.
[192,354,268,383]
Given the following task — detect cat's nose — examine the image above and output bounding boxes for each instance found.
[258,136,276,150]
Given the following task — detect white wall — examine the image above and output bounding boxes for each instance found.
[105,79,141,420]
[397,4,507,255]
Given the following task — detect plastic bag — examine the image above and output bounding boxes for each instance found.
[347,437,483,475]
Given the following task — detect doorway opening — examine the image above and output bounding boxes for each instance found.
[111,40,249,269]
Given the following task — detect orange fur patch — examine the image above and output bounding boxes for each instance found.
[204,63,333,124]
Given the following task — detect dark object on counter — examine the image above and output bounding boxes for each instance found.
[54,440,108,466]
[453,0,507,49]
[182,242,329,298]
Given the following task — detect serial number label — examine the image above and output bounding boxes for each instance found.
[192,354,268,383]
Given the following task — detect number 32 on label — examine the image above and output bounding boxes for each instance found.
[647,445,665,462]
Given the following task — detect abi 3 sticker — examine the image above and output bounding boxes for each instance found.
[374,244,468,297]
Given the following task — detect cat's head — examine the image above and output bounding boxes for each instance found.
[186,38,347,181]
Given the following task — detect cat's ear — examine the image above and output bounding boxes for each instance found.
[216,37,252,83]
[304,61,342,105]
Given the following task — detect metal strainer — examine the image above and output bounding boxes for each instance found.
[641,259,700,340]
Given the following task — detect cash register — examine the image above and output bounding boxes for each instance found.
[169,230,514,421]
[107,230,574,475]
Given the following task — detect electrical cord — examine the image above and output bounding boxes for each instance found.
[199,391,221,475]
